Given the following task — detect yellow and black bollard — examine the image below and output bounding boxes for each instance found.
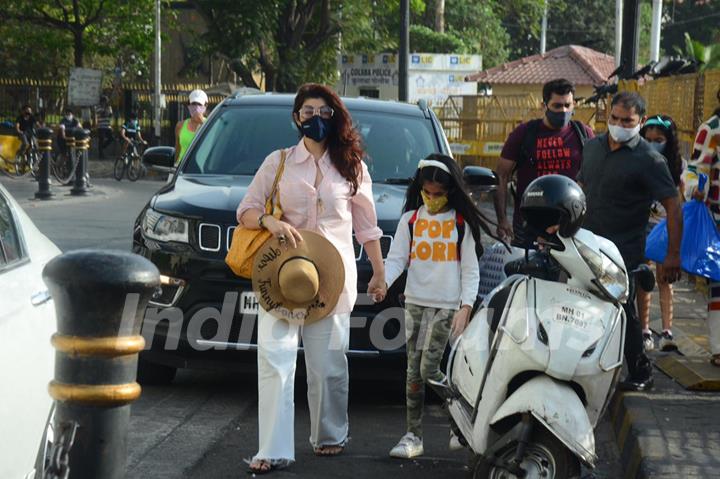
[70,128,90,196]
[43,250,160,479]
[34,127,54,200]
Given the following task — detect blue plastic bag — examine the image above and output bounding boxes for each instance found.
[645,174,720,280]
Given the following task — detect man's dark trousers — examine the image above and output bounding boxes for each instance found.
[623,268,652,379]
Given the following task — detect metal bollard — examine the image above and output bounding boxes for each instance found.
[42,250,160,479]
[35,127,54,200]
[70,128,90,196]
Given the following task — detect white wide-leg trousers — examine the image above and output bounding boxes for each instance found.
[252,307,351,463]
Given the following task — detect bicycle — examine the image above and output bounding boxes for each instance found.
[51,144,80,185]
[114,139,146,181]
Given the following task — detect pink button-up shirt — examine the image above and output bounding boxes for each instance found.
[236,139,383,315]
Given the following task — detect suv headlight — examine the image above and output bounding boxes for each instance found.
[574,239,628,302]
[142,208,190,243]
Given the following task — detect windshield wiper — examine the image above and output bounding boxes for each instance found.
[381,177,412,185]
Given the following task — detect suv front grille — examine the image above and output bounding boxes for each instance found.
[200,224,393,259]
[198,223,221,251]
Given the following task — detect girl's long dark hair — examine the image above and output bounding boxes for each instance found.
[293,83,363,194]
[640,114,682,186]
[404,153,502,256]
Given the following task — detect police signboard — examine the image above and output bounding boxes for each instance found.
[68,68,103,107]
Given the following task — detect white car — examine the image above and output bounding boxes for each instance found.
[0,183,60,478]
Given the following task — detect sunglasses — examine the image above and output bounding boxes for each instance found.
[298,105,334,119]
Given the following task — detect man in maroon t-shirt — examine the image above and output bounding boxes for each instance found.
[494,78,594,246]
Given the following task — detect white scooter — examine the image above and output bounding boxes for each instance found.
[431,226,654,478]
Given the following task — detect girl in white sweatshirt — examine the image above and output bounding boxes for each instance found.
[384,154,495,459]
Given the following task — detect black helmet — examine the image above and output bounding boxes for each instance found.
[520,175,586,238]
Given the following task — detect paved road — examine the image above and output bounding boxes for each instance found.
[2,176,622,478]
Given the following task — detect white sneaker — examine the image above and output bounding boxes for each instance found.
[643,332,655,352]
[449,430,463,451]
[389,432,424,458]
[659,331,678,351]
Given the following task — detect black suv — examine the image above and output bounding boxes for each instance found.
[133,93,453,383]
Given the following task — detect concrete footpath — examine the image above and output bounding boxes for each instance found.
[610,278,720,479]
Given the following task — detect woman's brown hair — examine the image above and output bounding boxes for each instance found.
[293,83,363,194]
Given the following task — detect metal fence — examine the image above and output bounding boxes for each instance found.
[436,69,720,169]
[0,79,226,149]
[435,93,599,169]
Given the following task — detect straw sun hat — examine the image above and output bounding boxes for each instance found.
[252,230,345,324]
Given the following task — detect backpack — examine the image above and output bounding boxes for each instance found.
[407,209,465,263]
[517,118,589,169]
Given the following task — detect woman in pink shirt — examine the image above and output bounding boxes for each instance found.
[237,83,386,474]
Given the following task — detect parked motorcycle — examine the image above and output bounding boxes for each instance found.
[432,175,654,478]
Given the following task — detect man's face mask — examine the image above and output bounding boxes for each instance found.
[421,190,449,214]
[608,124,641,143]
[301,115,332,143]
[545,109,572,129]
[65,114,73,121]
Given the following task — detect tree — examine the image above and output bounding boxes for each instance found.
[6,0,156,70]
[191,0,346,92]
[661,0,720,58]
[680,33,720,70]
[410,25,464,53]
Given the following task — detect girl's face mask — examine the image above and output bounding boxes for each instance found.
[421,190,449,214]
[189,104,206,117]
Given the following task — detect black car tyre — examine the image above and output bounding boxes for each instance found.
[470,425,580,479]
[137,358,177,385]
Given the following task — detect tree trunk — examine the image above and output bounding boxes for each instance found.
[73,29,84,67]
[435,0,445,33]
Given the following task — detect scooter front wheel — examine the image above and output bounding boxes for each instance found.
[470,427,580,479]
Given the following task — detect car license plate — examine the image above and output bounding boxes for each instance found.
[239,291,259,315]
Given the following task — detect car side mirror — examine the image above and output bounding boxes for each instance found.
[143,146,176,173]
[463,166,498,199]
[463,166,498,188]
[632,264,655,293]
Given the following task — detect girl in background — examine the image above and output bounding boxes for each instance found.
[638,115,685,352]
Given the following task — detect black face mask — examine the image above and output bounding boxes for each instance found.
[300,115,331,142]
[545,109,572,129]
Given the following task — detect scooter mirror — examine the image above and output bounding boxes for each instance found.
[632,264,656,292]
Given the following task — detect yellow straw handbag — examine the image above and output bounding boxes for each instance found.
[225,150,287,278]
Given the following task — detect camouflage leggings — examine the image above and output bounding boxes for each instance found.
[404,303,454,437]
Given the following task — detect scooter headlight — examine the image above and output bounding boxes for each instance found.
[574,239,628,302]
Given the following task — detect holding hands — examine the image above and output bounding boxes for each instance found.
[367,276,387,303]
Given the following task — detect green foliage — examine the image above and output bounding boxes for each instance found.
[444,0,510,67]
[681,33,720,70]
[661,0,720,59]
[4,0,158,81]
[544,0,614,54]
[409,25,465,53]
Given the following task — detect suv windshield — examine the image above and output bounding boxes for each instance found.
[183,105,440,182]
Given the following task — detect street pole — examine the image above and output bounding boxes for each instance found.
[540,0,548,54]
[619,0,640,79]
[399,0,409,102]
[154,0,161,142]
[615,0,623,67]
[650,0,662,62]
